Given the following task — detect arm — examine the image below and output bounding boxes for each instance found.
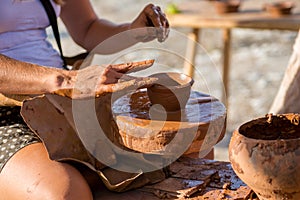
[0,54,156,98]
[0,54,76,95]
[60,0,169,54]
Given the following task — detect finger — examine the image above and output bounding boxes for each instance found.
[53,88,74,98]
[95,80,139,97]
[144,4,163,28]
[109,59,155,73]
[106,77,157,92]
[145,5,169,42]
[117,74,137,82]
[101,65,125,80]
[102,70,124,84]
[118,74,155,84]
[157,6,169,29]
[69,76,159,99]
[155,6,169,31]
[156,7,170,42]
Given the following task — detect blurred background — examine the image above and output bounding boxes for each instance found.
[52,0,299,161]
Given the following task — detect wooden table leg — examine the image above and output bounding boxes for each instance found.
[183,28,200,77]
[222,28,231,106]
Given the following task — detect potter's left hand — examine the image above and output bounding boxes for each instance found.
[130,4,170,43]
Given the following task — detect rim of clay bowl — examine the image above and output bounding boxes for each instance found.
[149,72,194,90]
[236,113,300,142]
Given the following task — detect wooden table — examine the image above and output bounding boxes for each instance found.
[167,0,300,104]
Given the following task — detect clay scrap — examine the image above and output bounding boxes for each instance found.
[138,158,257,200]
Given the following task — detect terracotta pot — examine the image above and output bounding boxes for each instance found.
[214,0,241,14]
[264,1,294,16]
[147,72,194,112]
[229,113,300,200]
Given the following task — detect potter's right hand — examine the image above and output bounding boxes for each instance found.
[53,59,157,99]
[129,4,169,43]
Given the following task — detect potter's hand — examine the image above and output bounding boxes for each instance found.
[130,4,169,43]
[53,60,157,99]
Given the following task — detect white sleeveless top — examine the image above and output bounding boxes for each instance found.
[0,0,63,68]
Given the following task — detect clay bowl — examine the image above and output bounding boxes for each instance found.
[147,72,194,112]
[264,1,295,16]
[229,113,300,200]
[213,0,241,14]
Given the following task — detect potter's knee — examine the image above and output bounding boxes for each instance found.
[31,165,93,200]
[48,165,93,200]
[44,185,93,200]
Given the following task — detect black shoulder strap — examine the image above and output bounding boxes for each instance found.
[40,0,68,69]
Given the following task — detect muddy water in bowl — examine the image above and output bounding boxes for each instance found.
[147,72,194,113]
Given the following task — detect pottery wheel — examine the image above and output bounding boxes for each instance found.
[112,89,226,158]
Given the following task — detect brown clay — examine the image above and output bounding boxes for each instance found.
[97,158,257,199]
[229,113,300,200]
[112,89,226,157]
[147,72,194,112]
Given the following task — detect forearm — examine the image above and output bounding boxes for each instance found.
[60,0,139,54]
[80,20,138,54]
[0,54,76,95]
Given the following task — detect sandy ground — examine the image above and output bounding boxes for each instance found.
[53,0,299,161]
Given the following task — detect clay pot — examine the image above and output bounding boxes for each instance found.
[264,1,294,16]
[229,113,300,200]
[147,72,194,112]
[214,0,241,14]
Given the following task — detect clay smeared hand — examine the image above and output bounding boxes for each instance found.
[53,59,157,99]
[130,4,170,42]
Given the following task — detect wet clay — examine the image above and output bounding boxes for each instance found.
[97,158,257,199]
[140,157,256,199]
[21,93,167,192]
[147,72,194,112]
[229,113,300,200]
[113,89,223,123]
[112,89,226,156]
[239,113,300,140]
